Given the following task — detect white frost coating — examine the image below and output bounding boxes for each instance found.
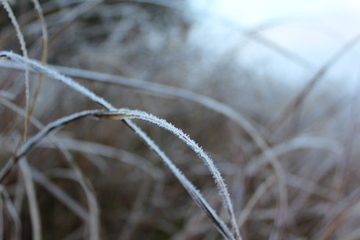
[17,109,103,159]
[104,109,241,240]
[0,51,115,111]
[1,1,31,136]
[125,119,237,240]
[0,51,240,239]
[13,108,238,240]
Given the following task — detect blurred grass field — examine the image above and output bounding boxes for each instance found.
[1,1,360,240]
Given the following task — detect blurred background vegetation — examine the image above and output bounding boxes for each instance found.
[1,0,360,239]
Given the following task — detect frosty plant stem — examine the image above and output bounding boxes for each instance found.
[0,51,242,240]
[1,1,31,146]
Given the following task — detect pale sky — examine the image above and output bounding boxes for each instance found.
[209,0,360,25]
[190,0,360,86]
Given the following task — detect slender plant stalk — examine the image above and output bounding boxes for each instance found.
[0,50,242,239]
[0,53,288,233]
[27,0,49,124]
[19,158,42,240]
[1,0,31,148]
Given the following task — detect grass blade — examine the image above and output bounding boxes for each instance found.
[19,158,42,240]
[30,167,89,222]
[1,0,31,146]
[0,52,241,239]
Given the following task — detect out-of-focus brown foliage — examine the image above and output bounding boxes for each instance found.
[1,1,360,240]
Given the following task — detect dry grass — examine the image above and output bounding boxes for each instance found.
[1,1,360,240]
